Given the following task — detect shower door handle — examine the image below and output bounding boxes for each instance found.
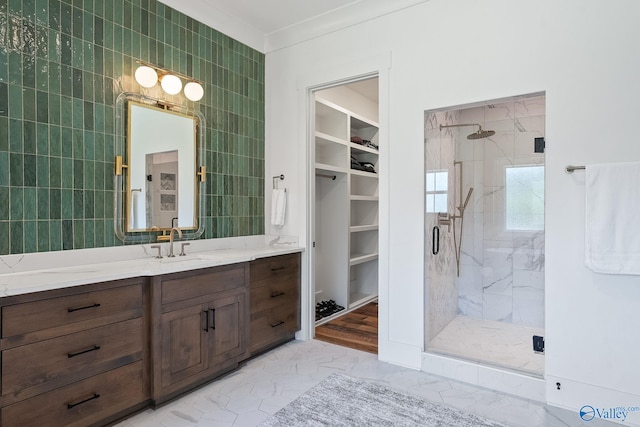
[432,226,440,255]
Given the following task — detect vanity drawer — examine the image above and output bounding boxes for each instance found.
[1,361,146,427]
[2,317,143,401]
[161,264,248,306]
[249,253,300,286]
[250,308,299,354]
[250,278,299,314]
[2,283,143,339]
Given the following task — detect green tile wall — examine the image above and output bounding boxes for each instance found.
[0,0,265,255]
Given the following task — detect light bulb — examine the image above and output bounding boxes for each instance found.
[184,82,204,101]
[160,74,182,95]
[134,66,158,88]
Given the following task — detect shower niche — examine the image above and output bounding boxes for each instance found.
[424,93,546,376]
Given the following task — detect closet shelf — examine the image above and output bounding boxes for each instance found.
[316,131,349,147]
[350,253,378,266]
[350,169,378,179]
[350,225,378,233]
[350,143,379,155]
[316,163,348,174]
[349,292,377,309]
[350,195,378,202]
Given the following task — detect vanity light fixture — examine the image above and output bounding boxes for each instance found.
[134,61,204,101]
[160,74,182,95]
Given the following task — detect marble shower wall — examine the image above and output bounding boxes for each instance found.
[456,96,545,329]
[424,110,458,344]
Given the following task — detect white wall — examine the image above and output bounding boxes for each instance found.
[265,0,640,419]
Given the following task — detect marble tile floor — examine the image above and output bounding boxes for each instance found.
[115,339,615,427]
[428,315,545,376]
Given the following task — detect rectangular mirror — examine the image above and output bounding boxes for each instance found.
[128,102,197,231]
[114,93,205,242]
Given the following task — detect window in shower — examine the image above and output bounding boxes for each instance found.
[505,165,544,231]
[426,170,448,213]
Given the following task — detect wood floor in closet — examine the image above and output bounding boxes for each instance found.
[314,302,378,354]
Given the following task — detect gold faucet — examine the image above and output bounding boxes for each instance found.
[168,227,182,257]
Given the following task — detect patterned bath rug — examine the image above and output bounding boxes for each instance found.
[259,372,505,426]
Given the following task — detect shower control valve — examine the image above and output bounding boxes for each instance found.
[437,213,452,231]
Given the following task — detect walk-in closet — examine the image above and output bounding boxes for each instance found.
[312,77,380,353]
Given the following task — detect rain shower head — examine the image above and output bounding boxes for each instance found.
[439,123,495,140]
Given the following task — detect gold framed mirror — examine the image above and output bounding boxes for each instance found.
[114,93,205,242]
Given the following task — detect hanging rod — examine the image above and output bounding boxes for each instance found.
[565,165,585,174]
[316,173,336,180]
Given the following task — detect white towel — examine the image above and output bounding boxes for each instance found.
[585,161,640,275]
[271,188,287,227]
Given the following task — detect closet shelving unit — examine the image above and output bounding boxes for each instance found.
[314,97,379,321]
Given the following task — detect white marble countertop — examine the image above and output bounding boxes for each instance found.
[0,235,303,297]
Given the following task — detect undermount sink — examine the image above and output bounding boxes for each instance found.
[155,254,221,264]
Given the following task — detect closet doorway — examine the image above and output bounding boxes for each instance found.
[311,77,380,354]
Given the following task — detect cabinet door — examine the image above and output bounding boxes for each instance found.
[209,292,247,368]
[160,303,209,388]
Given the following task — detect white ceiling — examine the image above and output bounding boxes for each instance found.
[206,0,363,35]
[159,0,428,52]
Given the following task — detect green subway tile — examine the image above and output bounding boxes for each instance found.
[36,25,49,59]
[72,97,83,128]
[83,41,94,72]
[24,154,37,186]
[49,156,61,188]
[71,36,83,69]
[48,61,61,94]
[72,128,83,158]
[48,93,60,125]
[0,187,8,219]
[9,153,23,186]
[10,221,23,254]
[94,219,104,246]
[61,126,73,157]
[23,54,36,88]
[72,219,83,248]
[37,220,50,251]
[82,11,94,43]
[36,57,49,91]
[49,125,61,157]
[73,159,83,189]
[37,155,50,187]
[24,221,37,253]
[10,186,23,219]
[8,84,22,120]
[84,160,94,189]
[84,189,93,217]
[24,187,36,219]
[94,189,104,218]
[61,158,73,188]
[61,64,72,97]
[83,101,93,130]
[0,118,7,151]
[0,221,7,254]
[9,119,22,153]
[48,30,61,62]
[36,90,48,122]
[60,96,73,127]
[49,220,62,251]
[37,187,49,219]
[84,219,94,247]
[62,219,72,249]
[37,123,49,154]
[61,189,72,219]
[23,88,36,121]
[49,188,61,218]
[72,6,82,38]
[23,121,36,154]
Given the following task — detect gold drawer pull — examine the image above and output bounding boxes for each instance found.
[67,303,101,313]
[270,291,285,298]
[270,266,286,272]
[67,393,100,409]
[68,345,101,358]
[270,320,285,328]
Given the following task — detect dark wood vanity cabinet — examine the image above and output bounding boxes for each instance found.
[150,263,250,404]
[0,251,301,425]
[249,253,301,355]
[0,278,148,427]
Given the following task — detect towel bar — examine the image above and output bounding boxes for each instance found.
[273,174,285,189]
[565,165,585,173]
